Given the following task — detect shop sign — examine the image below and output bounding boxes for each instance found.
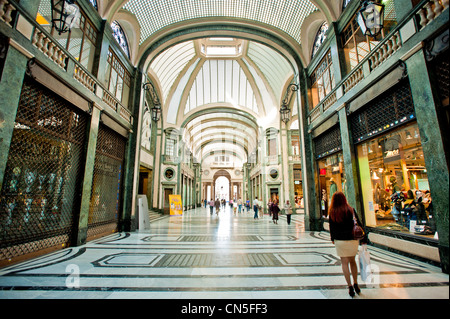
[383,136,401,163]
[169,194,183,215]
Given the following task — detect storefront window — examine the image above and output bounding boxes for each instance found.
[293,167,303,208]
[318,152,345,217]
[356,122,435,237]
[341,0,397,74]
[105,49,131,108]
[38,6,98,73]
[310,51,335,110]
[291,134,300,156]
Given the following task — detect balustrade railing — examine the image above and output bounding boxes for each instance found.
[1,0,133,125]
[307,0,448,126]
[417,0,448,29]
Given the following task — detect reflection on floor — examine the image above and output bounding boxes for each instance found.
[0,206,448,299]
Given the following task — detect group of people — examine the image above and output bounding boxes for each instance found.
[204,191,367,298]
[203,196,294,225]
[254,198,294,225]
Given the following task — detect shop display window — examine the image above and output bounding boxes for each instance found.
[317,152,346,217]
[356,122,435,238]
[293,168,303,208]
[341,0,397,74]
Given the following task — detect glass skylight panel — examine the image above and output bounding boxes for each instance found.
[206,46,237,56]
[184,58,258,114]
[150,41,195,101]
[123,0,318,46]
[209,38,234,41]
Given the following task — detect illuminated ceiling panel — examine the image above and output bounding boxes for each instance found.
[150,41,196,102]
[123,0,318,45]
[247,42,294,104]
[184,59,258,114]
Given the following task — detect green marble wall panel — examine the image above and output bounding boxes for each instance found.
[405,50,449,273]
[338,107,363,219]
[0,48,27,190]
[76,105,101,246]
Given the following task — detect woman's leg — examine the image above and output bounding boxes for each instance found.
[349,257,358,285]
[340,257,352,286]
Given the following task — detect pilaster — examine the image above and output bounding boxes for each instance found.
[76,103,101,246]
[0,47,27,190]
[405,50,449,273]
[338,105,363,219]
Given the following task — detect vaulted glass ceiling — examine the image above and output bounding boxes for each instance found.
[123,0,318,46]
[148,35,295,164]
[128,1,307,165]
[149,38,294,126]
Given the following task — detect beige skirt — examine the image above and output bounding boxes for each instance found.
[334,240,359,257]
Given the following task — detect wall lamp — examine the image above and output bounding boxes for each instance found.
[51,0,80,34]
[143,81,162,122]
[357,0,385,38]
[280,83,299,124]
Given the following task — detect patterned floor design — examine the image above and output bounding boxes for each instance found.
[0,205,448,300]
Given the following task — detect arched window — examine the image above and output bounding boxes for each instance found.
[89,0,98,10]
[111,20,130,58]
[342,0,352,11]
[311,22,328,59]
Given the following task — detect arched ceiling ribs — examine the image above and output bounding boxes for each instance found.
[188,126,257,147]
[193,139,249,159]
[192,136,251,155]
[187,121,258,138]
[200,143,248,160]
[182,105,260,133]
[192,140,251,161]
[119,0,318,48]
[185,118,259,143]
[181,107,259,129]
[201,150,245,163]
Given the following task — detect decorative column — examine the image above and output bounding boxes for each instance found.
[76,103,101,245]
[405,49,449,273]
[338,105,363,218]
[296,71,320,230]
[0,47,28,190]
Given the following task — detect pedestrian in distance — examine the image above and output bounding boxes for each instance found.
[284,200,292,225]
[329,192,367,298]
[209,199,214,215]
[267,199,273,217]
[272,200,280,224]
[253,197,259,219]
[214,198,220,215]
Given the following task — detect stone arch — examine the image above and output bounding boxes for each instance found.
[213,170,232,201]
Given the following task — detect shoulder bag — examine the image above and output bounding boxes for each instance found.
[352,209,365,240]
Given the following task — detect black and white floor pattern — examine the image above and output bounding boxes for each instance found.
[0,206,448,300]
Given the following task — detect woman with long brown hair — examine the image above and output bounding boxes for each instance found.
[329,192,366,297]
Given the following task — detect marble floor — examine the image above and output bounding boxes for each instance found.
[0,205,448,300]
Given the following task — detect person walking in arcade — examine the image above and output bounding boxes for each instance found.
[329,192,367,297]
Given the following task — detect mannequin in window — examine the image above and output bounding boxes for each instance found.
[329,178,337,202]
[402,189,415,226]
[390,176,405,223]
[389,176,401,193]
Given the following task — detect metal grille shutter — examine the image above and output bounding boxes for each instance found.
[350,79,415,144]
[314,125,342,159]
[0,77,88,263]
[87,123,126,240]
